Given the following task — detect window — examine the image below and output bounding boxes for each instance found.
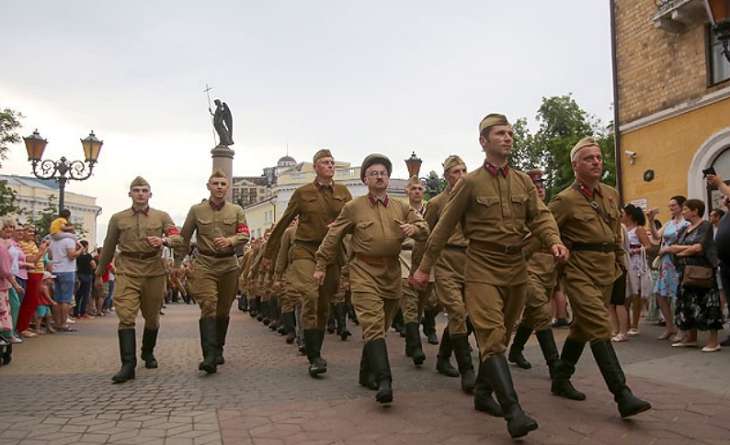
[708,146,730,211]
[708,27,730,85]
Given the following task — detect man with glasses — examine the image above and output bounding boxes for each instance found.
[315,154,429,405]
[263,149,352,378]
[97,176,182,383]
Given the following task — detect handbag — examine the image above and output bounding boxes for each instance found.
[682,265,714,289]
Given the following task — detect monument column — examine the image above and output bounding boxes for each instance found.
[211,145,235,201]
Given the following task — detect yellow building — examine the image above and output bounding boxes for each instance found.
[241,156,408,239]
[1,174,102,246]
[613,0,730,212]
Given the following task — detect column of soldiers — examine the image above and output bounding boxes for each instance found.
[97,113,652,440]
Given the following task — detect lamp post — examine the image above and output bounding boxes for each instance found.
[705,0,730,62]
[405,151,423,178]
[23,129,103,212]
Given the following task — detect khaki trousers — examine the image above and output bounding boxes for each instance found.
[114,274,166,329]
[289,258,339,330]
[352,291,400,341]
[400,279,434,324]
[465,282,527,360]
[435,248,469,335]
[190,267,239,318]
[521,274,554,331]
[562,267,613,343]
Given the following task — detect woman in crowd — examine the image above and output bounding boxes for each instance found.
[667,199,724,351]
[623,204,653,336]
[610,224,631,342]
[17,224,50,335]
[0,217,23,343]
[6,223,28,341]
[648,196,689,341]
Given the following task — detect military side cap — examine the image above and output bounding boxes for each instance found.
[130,176,150,188]
[313,149,333,164]
[479,113,510,135]
[406,175,424,189]
[526,169,545,184]
[360,153,392,182]
[570,137,599,161]
[442,155,466,174]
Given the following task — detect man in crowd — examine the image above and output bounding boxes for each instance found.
[181,169,250,374]
[413,114,568,439]
[263,149,352,378]
[315,154,429,405]
[96,176,182,383]
[49,220,83,333]
[548,137,651,418]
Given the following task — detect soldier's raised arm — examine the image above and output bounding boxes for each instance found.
[263,190,301,261]
[315,205,354,273]
[95,214,120,275]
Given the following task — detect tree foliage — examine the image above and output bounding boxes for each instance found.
[0,180,21,217]
[424,170,446,199]
[0,108,23,168]
[510,94,616,199]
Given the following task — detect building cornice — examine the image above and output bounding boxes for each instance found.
[619,83,730,134]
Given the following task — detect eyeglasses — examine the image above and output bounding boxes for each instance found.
[366,171,389,178]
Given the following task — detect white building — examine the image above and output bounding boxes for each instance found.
[1,175,102,247]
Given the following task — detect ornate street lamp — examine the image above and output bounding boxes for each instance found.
[23,129,103,212]
[706,0,730,62]
[405,151,423,178]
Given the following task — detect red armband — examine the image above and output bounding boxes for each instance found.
[166,227,180,236]
[236,224,250,235]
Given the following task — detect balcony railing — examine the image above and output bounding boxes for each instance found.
[653,0,707,33]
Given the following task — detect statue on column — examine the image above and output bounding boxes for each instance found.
[209,99,234,146]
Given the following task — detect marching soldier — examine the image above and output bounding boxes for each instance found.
[263,149,352,378]
[548,137,651,417]
[181,169,250,374]
[96,176,182,383]
[413,114,568,439]
[399,176,431,366]
[315,154,429,405]
[274,219,298,344]
[417,155,475,393]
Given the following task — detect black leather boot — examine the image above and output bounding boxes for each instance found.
[473,358,504,417]
[304,329,327,377]
[367,338,393,404]
[282,311,296,344]
[482,355,538,438]
[238,295,248,312]
[422,310,439,344]
[262,300,271,325]
[451,334,476,393]
[436,327,459,377]
[392,310,405,337]
[535,328,559,377]
[327,307,336,334]
[198,318,218,374]
[112,328,137,383]
[508,324,533,369]
[347,303,359,325]
[404,322,426,366]
[591,340,651,418]
[551,338,587,400]
[335,303,351,341]
[358,342,378,390]
[140,328,159,369]
[216,316,230,365]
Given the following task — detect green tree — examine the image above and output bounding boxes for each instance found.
[0,108,23,168]
[0,180,21,216]
[30,195,59,239]
[510,94,616,199]
[424,170,446,199]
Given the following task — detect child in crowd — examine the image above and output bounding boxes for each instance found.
[36,271,56,334]
[49,209,77,241]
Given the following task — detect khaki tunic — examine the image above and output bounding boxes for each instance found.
[316,195,429,341]
[181,201,250,318]
[420,188,470,335]
[96,207,182,329]
[399,240,435,324]
[549,182,623,342]
[420,167,562,359]
[264,180,352,330]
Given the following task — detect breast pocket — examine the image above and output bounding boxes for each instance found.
[146,222,163,237]
[219,216,237,237]
[118,221,138,243]
[475,195,501,220]
[356,220,377,242]
[511,194,528,221]
[197,218,214,236]
[300,193,320,220]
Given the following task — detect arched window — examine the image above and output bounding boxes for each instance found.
[708,146,730,211]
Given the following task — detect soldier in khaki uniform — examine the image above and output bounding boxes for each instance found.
[263,149,352,378]
[413,114,567,439]
[315,154,429,405]
[399,176,432,366]
[548,138,651,418]
[181,169,250,374]
[237,244,254,312]
[416,155,476,393]
[96,176,182,384]
[274,219,298,344]
[508,170,564,373]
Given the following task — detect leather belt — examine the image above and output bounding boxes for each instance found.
[294,239,322,246]
[120,251,159,260]
[469,239,524,255]
[198,250,235,258]
[445,245,467,251]
[570,242,618,253]
[356,254,397,266]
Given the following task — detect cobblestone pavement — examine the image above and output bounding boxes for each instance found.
[1,304,729,444]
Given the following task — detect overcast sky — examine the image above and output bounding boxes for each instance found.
[1,1,613,243]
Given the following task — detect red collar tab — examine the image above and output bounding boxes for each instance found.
[484,161,509,177]
[209,200,225,211]
[368,194,389,207]
[132,207,149,216]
